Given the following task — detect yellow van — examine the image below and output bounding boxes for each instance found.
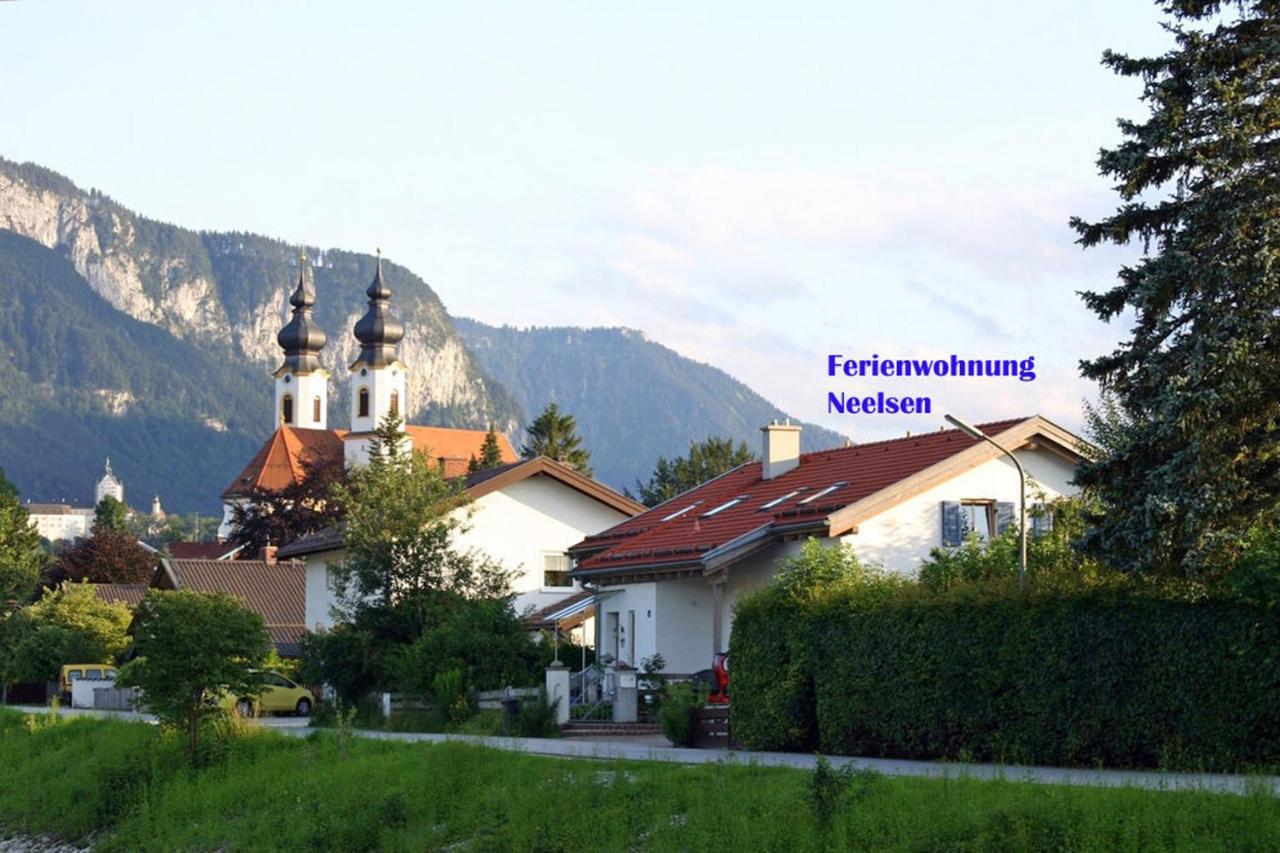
[59,664,119,702]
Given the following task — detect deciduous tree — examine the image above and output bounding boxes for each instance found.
[119,590,269,765]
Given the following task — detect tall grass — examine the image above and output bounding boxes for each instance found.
[0,709,1276,851]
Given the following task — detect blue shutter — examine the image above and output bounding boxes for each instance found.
[996,502,1016,534]
[941,501,962,546]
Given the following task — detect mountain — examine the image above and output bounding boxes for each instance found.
[453,319,848,492]
[0,157,844,513]
[0,158,521,514]
[0,229,264,513]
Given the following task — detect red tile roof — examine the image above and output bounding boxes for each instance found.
[570,418,1061,578]
[222,427,345,497]
[222,425,518,497]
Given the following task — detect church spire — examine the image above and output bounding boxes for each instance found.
[351,249,404,369]
[272,252,330,430]
[277,255,327,373]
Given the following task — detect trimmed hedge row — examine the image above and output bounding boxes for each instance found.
[730,584,1280,771]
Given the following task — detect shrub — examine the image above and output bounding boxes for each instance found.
[659,683,704,747]
[511,689,560,738]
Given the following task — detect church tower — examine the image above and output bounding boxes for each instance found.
[274,256,329,431]
[345,251,409,467]
[95,458,124,505]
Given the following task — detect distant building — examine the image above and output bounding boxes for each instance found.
[94,458,124,506]
[25,503,92,542]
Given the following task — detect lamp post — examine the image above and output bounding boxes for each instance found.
[945,414,1027,591]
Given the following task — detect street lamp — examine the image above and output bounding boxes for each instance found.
[945,414,1027,591]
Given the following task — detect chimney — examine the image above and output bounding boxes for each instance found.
[259,544,278,565]
[760,419,802,480]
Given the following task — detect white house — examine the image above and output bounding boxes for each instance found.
[278,456,642,633]
[567,416,1089,676]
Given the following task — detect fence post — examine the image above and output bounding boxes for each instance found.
[545,661,570,726]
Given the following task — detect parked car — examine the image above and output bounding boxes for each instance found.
[223,671,314,717]
[58,663,118,705]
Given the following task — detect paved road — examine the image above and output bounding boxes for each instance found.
[11,706,1276,796]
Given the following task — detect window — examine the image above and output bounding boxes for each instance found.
[543,554,572,588]
[960,500,995,539]
[941,500,1015,546]
[358,387,370,418]
[390,390,399,415]
[281,394,294,425]
[702,496,749,517]
[760,490,802,510]
[313,396,322,423]
[661,501,702,521]
[798,482,848,505]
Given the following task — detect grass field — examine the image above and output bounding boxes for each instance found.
[1,709,1277,851]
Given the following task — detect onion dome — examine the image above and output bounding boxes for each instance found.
[277,257,327,373]
[351,250,404,368]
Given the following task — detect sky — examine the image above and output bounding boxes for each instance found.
[0,1,1173,443]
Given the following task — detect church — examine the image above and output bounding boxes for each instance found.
[218,253,520,540]
[217,252,641,631]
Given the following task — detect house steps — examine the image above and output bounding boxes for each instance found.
[560,720,662,737]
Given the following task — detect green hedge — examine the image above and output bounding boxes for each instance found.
[728,590,817,752]
[731,584,1280,771]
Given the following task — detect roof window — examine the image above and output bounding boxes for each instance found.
[759,490,803,510]
[702,496,749,517]
[661,501,703,522]
[797,482,848,505]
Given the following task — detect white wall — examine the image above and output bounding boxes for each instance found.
[455,475,632,616]
[302,474,633,631]
[848,448,1077,573]
[304,548,348,629]
[28,509,90,543]
[275,369,329,431]
[596,582,657,668]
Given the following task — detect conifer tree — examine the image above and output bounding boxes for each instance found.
[522,403,592,476]
[636,437,755,507]
[479,425,505,470]
[1071,0,1280,574]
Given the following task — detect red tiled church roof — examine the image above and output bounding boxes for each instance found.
[222,425,518,497]
[570,417,1080,579]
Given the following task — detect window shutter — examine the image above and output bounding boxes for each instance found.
[995,502,1016,534]
[941,501,962,546]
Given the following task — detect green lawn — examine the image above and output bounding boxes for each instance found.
[0,709,1277,851]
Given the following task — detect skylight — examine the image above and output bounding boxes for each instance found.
[797,482,849,505]
[702,496,749,517]
[661,501,703,521]
[759,490,802,510]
